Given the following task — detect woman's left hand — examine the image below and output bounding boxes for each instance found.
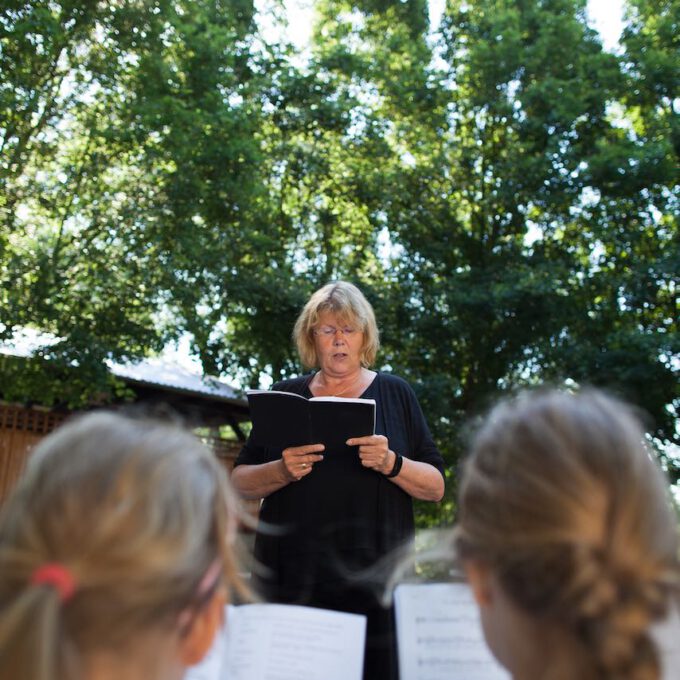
[348,434,444,501]
[347,434,394,475]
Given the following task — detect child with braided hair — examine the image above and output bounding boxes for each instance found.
[455,388,679,680]
[0,411,251,680]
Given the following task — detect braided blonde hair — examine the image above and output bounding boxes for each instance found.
[455,389,679,680]
[0,411,251,680]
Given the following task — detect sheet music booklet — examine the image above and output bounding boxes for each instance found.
[184,602,366,680]
[394,582,510,680]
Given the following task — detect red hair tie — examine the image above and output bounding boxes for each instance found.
[31,563,77,603]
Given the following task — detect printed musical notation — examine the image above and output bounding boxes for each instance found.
[394,582,510,680]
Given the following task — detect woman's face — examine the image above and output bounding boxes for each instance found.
[313,310,364,377]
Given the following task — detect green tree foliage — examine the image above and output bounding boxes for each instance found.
[207,2,398,386]
[579,0,679,471]
[1,0,677,514]
[389,0,624,410]
[0,0,270,405]
[285,0,679,503]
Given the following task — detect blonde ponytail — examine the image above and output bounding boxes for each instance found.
[0,411,251,680]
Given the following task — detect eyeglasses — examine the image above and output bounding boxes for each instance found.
[313,326,358,337]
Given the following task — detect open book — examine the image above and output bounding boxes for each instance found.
[394,582,510,680]
[395,582,680,680]
[184,603,366,680]
[246,389,376,451]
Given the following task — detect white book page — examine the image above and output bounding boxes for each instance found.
[223,604,366,680]
[187,603,366,680]
[653,602,680,680]
[246,390,376,406]
[395,583,510,680]
[309,396,377,405]
[246,389,306,399]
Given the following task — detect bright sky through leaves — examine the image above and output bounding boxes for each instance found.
[273,0,625,50]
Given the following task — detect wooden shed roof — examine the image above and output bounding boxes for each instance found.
[0,328,249,430]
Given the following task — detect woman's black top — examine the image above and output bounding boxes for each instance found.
[234,371,445,680]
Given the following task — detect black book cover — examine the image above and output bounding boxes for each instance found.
[247,390,376,451]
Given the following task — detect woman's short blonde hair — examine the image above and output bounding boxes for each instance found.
[293,281,380,368]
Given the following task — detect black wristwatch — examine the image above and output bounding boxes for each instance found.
[385,452,403,478]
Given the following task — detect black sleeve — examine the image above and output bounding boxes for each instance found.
[233,437,267,467]
[381,374,446,479]
[406,386,446,478]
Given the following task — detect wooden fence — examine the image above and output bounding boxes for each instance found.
[205,435,261,531]
[0,404,259,529]
[0,403,68,502]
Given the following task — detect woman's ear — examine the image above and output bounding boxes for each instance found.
[463,559,494,608]
[179,589,227,667]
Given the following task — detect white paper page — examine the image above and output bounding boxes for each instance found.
[222,603,366,680]
[653,603,680,680]
[309,396,377,405]
[246,389,305,399]
[395,582,510,680]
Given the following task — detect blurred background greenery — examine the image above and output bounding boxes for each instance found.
[1,0,677,526]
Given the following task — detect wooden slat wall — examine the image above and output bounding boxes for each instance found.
[0,404,68,503]
[207,436,243,472]
[1,407,260,531]
[207,436,261,532]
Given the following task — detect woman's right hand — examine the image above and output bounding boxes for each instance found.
[281,444,325,482]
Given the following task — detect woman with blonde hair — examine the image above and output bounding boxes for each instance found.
[231,280,445,680]
[0,411,250,680]
[456,388,679,680]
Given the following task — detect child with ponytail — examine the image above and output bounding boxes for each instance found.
[0,411,251,680]
[455,388,679,680]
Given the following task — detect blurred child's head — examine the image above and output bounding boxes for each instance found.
[455,388,679,680]
[0,411,250,680]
